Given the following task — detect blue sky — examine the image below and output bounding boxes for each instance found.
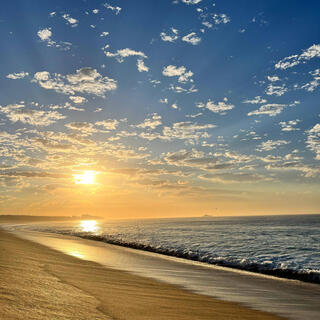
[0,0,319,217]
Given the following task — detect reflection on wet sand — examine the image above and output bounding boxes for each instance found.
[13,230,320,320]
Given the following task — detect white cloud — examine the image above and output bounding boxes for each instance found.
[202,21,213,29]
[6,72,29,79]
[279,120,300,132]
[265,162,320,178]
[267,75,280,82]
[138,121,215,142]
[181,0,202,4]
[159,98,168,104]
[301,69,320,92]
[65,122,97,134]
[306,124,320,160]
[248,103,287,117]
[197,98,234,115]
[162,122,215,142]
[62,14,78,27]
[0,104,65,126]
[248,101,299,117]
[137,59,149,72]
[137,113,162,129]
[182,32,201,45]
[37,28,71,50]
[32,67,117,97]
[104,48,147,63]
[186,112,202,118]
[266,83,287,96]
[95,119,119,130]
[163,65,186,77]
[275,44,320,70]
[103,3,122,15]
[169,84,198,93]
[243,96,267,104]
[212,13,230,24]
[162,65,193,83]
[37,28,52,41]
[160,28,179,42]
[257,140,289,152]
[150,79,161,87]
[69,96,87,104]
[48,102,84,112]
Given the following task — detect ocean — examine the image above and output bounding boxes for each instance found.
[6,214,320,284]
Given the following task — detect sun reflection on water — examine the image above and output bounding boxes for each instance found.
[80,220,99,232]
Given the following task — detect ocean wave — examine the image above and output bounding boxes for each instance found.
[4,216,320,285]
[60,231,320,284]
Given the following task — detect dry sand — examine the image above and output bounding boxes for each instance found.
[0,229,286,320]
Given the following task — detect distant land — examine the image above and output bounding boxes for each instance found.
[0,214,102,223]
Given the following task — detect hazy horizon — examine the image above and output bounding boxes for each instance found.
[1,212,320,221]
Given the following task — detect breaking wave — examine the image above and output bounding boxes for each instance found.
[54,230,320,284]
[4,214,320,284]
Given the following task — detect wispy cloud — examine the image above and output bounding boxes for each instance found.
[197,98,234,115]
[162,65,193,83]
[306,124,320,160]
[103,3,122,15]
[0,103,66,126]
[182,32,201,45]
[104,47,147,63]
[257,140,289,152]
[160,28,179,42]
[37,28,71,50]
[6,71,29,79]
[275,44,320,70]
[32,68,117,97]
[137,59,149,72]
[62,13,78,27]
[248,101,299,117]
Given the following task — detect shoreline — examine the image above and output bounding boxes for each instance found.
[64,232,320,285]
[3,216,319,285]
[0,229,286,320]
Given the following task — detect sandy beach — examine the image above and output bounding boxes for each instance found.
[0,228,286,320]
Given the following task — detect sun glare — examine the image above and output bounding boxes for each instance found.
[80,220,98,232]
[74,170,96,185]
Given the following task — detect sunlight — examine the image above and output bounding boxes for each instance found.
[67,250,84,259]
[74,171,96,185]
[80,220,98,232]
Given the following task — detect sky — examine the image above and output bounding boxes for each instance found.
[0,0,319,218]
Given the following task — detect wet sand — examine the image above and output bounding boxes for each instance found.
[0,229,285,320]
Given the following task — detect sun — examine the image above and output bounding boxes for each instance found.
[74,170,96,185]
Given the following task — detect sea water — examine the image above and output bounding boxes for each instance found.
[6,214,320,283]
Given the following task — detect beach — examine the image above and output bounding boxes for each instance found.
[0,228,286,320]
